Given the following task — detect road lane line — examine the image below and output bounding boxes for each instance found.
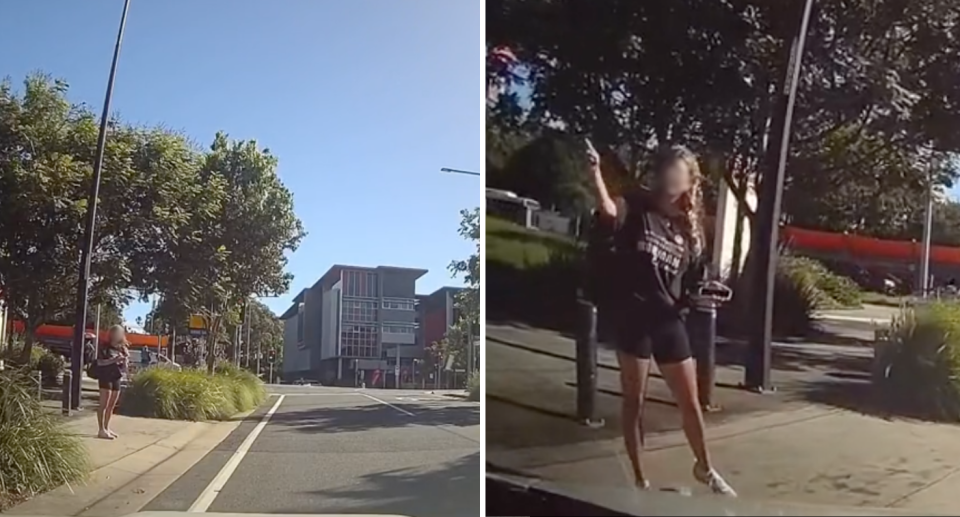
[359,392,415,416]
[188,394,285,513]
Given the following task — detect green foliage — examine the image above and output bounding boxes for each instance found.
[446,207,481,370]
[770,261,821,337]
[874,303,960,421]
[0,370,89,505]
[36,350,64,386]
[488,0,960,244]
[0,74,304,367]
[122,367,266,421]
[467,371,480,402]
[485,216,580,270]
[779,256,862,309]
[486,217,583,329]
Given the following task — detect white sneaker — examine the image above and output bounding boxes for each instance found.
[693,462,737,497]
[636,478,651,490]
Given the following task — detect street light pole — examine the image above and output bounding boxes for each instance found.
[744,0,815,392]
[440,167,481,177]
[69,0,132,410]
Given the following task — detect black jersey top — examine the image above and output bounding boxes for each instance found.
[610,192,704,319]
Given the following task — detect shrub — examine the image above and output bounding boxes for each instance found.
[780,255,862,309]
[467,372,480,401]
[771,262,822,336]
[0,343,43,371]
[36,350,65,387]
[0,370,89,506]
[123,367,266,421]
[874,302,960,421]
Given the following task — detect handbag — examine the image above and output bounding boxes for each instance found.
[86,361,100,380]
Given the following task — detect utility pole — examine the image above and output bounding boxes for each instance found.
[920,154,935,297]
[69,0,132,410]
[744,0,815,392]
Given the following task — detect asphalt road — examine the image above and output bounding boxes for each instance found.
[143,386,480,517]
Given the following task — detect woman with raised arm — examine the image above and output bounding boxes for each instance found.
[587,141,737,496]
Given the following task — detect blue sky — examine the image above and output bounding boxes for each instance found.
[1,0,483,325]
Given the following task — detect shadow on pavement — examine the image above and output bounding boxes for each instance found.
[273,452,480,517]
[270,402,479,433]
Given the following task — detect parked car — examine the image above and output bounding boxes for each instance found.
[125,348,181,377]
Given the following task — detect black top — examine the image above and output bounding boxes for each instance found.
[610,193,703,318]
[97,344,125,380]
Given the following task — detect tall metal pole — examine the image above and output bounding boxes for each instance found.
[244,298,252,368]
[744,0,814,392]
[69,0,132,409]
[920,162,934,297]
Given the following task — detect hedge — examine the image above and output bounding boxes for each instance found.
[122,365,266,421]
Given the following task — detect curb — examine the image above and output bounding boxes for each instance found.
[11,420,215,517]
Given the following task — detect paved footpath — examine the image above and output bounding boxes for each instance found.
[487,321,960,515]
[12,412,225,517]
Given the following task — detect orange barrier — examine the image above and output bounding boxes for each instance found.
[782,226,960,264]
[7,321,169,347]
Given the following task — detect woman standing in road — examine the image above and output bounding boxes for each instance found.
[95,325,128,439]
[587,141,737,496]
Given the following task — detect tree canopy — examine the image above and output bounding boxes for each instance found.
[0,73,304,362]
[486,0,960,244]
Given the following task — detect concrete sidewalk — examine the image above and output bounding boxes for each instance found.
[486,321,960,514]
[489,405,960,513]
[11,413,243,517]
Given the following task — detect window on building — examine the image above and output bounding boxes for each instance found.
[382,324,417,334]
[342,270,378,298]
[341,299,377,322]
[340,324,379,358]
[382,298,415,311]
[296,302,305,347]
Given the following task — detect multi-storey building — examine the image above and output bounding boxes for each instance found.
[280,265,426,386]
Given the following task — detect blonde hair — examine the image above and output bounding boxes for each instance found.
[651,145,705,256]
[108,324,128,348]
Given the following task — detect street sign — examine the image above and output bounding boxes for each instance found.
[188,314,208,338]
[188,314,207,330]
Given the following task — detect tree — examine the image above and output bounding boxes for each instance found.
[487,0,960,239]
[148,133,304,372]
[0,74,202,362]
[447,207,480,370]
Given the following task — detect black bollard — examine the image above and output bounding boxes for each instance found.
[686,303,720,412]
[575,299,605,428]
[61,369,72,417]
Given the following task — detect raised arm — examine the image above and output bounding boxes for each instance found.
[585,139,618,219]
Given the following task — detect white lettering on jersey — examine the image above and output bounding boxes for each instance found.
[637,229,684,275]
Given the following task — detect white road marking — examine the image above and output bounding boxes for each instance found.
[188,394,286,512]
[359,391,416,416]
[265,392,363,397]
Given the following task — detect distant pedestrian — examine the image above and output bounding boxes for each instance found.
[95,325,128,439]
[586,141,736,496]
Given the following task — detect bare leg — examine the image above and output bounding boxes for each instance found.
[103,390,119,435]
[616,351,652,486]
[660,358,736,495]
[97,389,113,439]
[659,358,710,467]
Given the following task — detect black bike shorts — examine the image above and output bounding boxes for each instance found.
[614,306,692,364]
[98,378,122,391]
